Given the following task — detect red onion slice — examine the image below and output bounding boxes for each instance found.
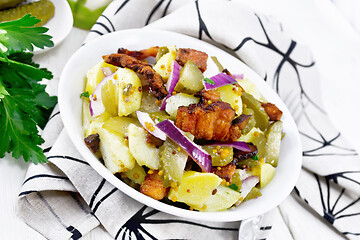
[203,72,237,90]
[89,73,115,117]
[156,119,212,172]
[136,111,167,141]
[160,61,181,110]
[101,67,113,77]
[232,73,244,80]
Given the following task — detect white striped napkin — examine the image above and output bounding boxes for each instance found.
[17,0,360,239]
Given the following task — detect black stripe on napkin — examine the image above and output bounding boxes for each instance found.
[162,0,172,17]
[343,232,360,236]
[145,0,165,25]
[37,192,66,226]
[90,30,104,36]
[260,226,272,230]
[66,226,82,240]
[48,111,60,121]
[43,146,52,153]
[114,0,130,15]
[23,174,69,185]
[94,22,112,33]
[101,15,115,32]
[115,205,238,239]
[47,155,89,165]
[18,190,37,197]
[92,187,118,214]
[89,178,107,209]
[69,192,90,214]
[195,0,213,40]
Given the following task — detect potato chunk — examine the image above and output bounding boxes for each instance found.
[128,124,161,170]
[116,68,142,116]
[85,61,117,95]
[217,84,243,115]
[154,46,176,81]
[165,93,199,119]
[98,126,135,174]
[168,171,222,209]
[200,185,241,212]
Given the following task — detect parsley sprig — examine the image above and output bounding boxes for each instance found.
[0,15,56,164]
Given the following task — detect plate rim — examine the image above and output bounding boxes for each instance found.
[33,0,73,54]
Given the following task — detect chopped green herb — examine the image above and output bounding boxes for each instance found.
[228,184,239,191]
[252,154,258,160]
[80,91,90,98]
[204,78,215,85]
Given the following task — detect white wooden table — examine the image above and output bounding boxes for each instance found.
[1,0,360,239]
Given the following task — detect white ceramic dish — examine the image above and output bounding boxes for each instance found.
[32,0,73,54]
[58,29,302,222]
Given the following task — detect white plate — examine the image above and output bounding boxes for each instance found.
[33,0,73,54]
[58,29,302,222]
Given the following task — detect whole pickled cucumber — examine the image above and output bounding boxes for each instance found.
[0,0,55,26]
[0,0,25,10]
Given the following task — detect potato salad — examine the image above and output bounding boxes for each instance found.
[82,46,284,212]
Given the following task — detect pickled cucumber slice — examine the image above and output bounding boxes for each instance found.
[0,0,25,10]
[125,162,146,185]
[155,46,169,62]
[265,121,283,167]
[0,0,55,26]
[260,163,276,188]
[202,145,233,167]
[238,127,267,160]
[175,61,204,94]
[241,92,269,131]
[241,107,256,135]
[160,139,188,186]
[243,187,262,202]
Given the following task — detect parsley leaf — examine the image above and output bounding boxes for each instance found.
[0,92,47,164]
[204,78,215,85]
[0,82,9,100]
[0,15,56,164]
[80,91,90,98]
[252,154,258,160]
[228,184,239,192]
[0,14,54,54]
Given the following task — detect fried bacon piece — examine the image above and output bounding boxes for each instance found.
[84,133,100,154]
[117,46,159,60]
[176,48,208,72]
[194,89,221,103]
[103,53,167,99]
[226,114,252,142]
[211,163,236,182]
[222,68,233,77]
[260,102,283,121]
[140,171,169,200]
[176,101,243,141]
